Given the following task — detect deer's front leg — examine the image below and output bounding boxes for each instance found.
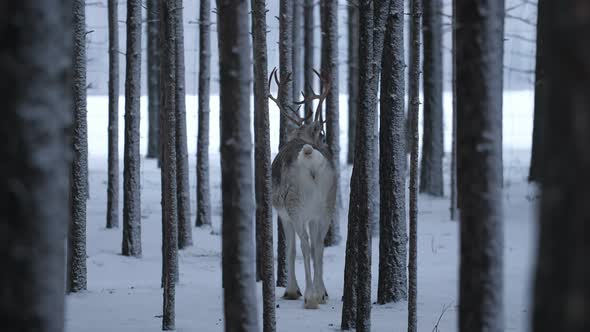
[282,216,301,300]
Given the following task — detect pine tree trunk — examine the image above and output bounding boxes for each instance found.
[303,0,314,121]
[276,0,295,288]
[196,0,212,227]
[456,1,505,331]
[323,0,341,247]
[341,210,358,330]
[532,1,590,331]
[68,0,88,294]
[420,0,444,197]
[147,0,160,160]
[449,0,458,220]
[279,0,295,144]
[378,0,407,305]
[528,0,547,183]
[292,0,303,99]
[369,0,390,237]
[408,0,422,330]
[217,0,259,330]
[347,2,359,165]
[122,0,142,258]
[0,1,71,328]
[174,0,192,249]
[160,1,178,329]
[107,0,120,229]
[353,1,377,330]
[406,12,418,157]
[251,1,277,330]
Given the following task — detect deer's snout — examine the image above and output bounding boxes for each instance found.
[302,144,314,157]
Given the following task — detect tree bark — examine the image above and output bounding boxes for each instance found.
[159,1,178,329]
[369,0,390,237]
[196,0,212,228]
[408,0,422,331]
[147,0,160,160]
[351,0,377,330]
[0,2,72,330]
[303,0,314,122]
[174,0,192,249]
[532,1,590,331]
[217,0,259,330]
[122,0,142,258]
[449,0,458,220]
[420,0,444,197]
[68,0,88,294]
[322,0,341,247]
[347,2,359,165]
[378,0,407,305]
[405,10,419,157]
[528,0,547,183]
[107,0,120,229]
[292,0,303,99]
[251,1,277,330]
[456,1,505,331]
[276,0,295,288]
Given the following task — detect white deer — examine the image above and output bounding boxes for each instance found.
[269,68,337,309]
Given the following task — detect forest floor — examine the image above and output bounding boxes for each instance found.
[66,93,536,331]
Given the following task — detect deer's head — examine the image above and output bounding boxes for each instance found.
[268,67,330,148]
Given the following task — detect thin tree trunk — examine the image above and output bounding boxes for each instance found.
[408,0,422,330]
[292,0,303,99]
[252,1,277,330]
[353,0,377,330]
[303,0,314,121]
[174,0,192,249]
[0,1,71,328]
[347,2,359,165]
[276,0,295,288]
[217,0,259,330]
[341,212,358,330]
[323,0,341,247]
[122,0,142,258]
[528,0,547,183]
[160,0,178,330]
[378,0,407,305]
[369,0,390,237]
[532,1,590,331]
[279,0,295,144]
[449,0,458,220]
[420,0,444,197]
[456,1,505,331]
[196,0,212,228]
[107,0,120,229]
[405,10,418,157]
[68,0,88,294]
[147,0,160,160]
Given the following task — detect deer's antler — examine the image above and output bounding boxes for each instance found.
[268,67,304,127]
[295,69,330,124]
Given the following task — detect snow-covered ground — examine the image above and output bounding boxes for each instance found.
[66,92,537,331]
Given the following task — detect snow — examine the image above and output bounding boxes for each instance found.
[67,91,537,331]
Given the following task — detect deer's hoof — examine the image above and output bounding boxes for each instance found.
[304,296,320,309]
[283,289,302,300]
[319,290,329,304]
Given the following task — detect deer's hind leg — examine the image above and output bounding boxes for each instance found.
[292,220,318,309]
[314,218,331,304]
[280,214,301,300]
